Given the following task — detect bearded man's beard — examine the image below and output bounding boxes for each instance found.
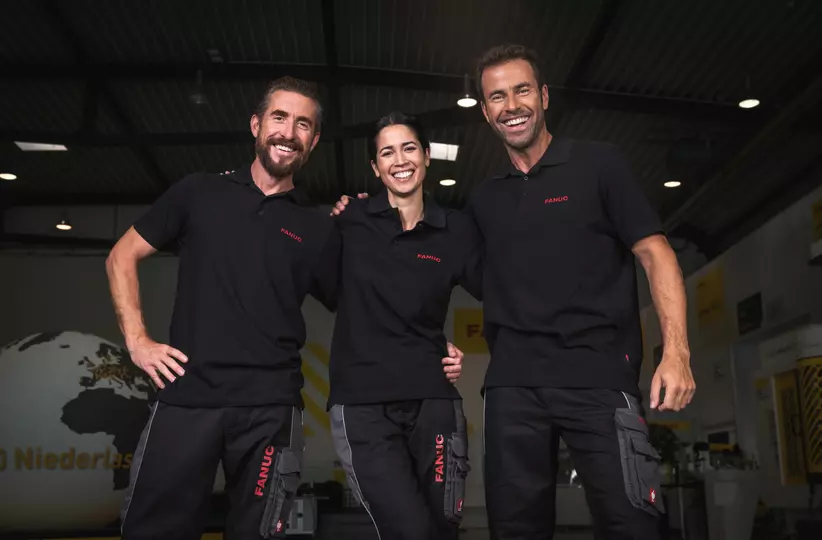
[255,134,307,178]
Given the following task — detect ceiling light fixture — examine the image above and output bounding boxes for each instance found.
[457,73,477,108]
[439,179,456,186]
[738,75,760,109]
[56,216,72,231]
[0,173,17,180]
[15,141,68,151]
[664,180,682,188]
[189,69,208,106]
[430,142,459,161]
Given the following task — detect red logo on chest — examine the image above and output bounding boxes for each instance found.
[544,196,569,204]
[281,228,302,243]
[417,253,441,263]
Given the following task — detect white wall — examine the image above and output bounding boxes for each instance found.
[640,182,822,510]
[0,248,492,506]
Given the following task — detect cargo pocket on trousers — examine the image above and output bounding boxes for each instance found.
[259,447,301,538]
[444,400,471,523]
[614,408,666,517]
[444,431,470,523]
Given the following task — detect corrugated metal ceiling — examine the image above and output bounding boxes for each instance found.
[1,0,820,256]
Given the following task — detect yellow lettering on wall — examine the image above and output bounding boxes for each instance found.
[453,309,487,354]
[15,448,32,470]
[44,452,58,470]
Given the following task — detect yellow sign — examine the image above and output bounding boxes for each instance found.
[300,342,331,437]
[453,308,488,354]
[695,265,725,329]
[774,370,807,485]
[812,198,822,240]
[797,356,822,475]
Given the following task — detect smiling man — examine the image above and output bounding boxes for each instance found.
[467,45,696,539]
[106,76,340,539]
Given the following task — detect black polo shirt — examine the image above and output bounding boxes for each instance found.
[467,138,664,398]
[132,166,338,407]
[325,188,483,407]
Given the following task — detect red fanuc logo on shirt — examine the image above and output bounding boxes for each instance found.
[417,253,441,263]
[281,228,302,243]
[544,196,569,204]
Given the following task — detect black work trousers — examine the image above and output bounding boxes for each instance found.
[483,387,665,540]
[120,401,303,540]
[329,399,470,540]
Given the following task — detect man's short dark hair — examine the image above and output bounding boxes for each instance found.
[255,76,324,131]
[474,44,544,101]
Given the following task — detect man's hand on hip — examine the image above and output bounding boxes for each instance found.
[128,335,188,390]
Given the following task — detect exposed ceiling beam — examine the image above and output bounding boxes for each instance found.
[320,0,346,194]
[0,104,483,148]
[41,0,168,191]
[707,154,822,259]
[0,233,116,250]
[2,189,357,208]
[5,61,766,124]
[550,0,623,129]
[663,71,822,233]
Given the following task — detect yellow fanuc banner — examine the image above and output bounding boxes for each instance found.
[453,308,488,354]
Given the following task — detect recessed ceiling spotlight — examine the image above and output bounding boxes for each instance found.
[439,179,456,186]
[664,180,682,188]
[0,173,17,180]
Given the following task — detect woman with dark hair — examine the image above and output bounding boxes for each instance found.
[323,111,483,540]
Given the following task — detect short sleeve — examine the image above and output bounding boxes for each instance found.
[598,145,665,248]
[133,175,197,250]
[309,221,342,312]
[456,212,484,301]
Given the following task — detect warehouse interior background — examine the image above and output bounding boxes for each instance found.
[1,0,821,539]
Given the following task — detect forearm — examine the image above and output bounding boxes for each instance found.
[105,250,149,348]
[645,247,690,361]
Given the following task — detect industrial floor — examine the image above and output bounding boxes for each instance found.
[311,509,596,540]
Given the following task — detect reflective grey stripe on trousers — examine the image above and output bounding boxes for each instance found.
[120,400,159,533]
[329,405,382,540]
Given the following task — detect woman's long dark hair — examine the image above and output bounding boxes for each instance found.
[368,111,431,162]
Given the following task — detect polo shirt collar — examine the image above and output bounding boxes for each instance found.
[493,137,572,180]
[366,187,446,229]
[229,165,310,205]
